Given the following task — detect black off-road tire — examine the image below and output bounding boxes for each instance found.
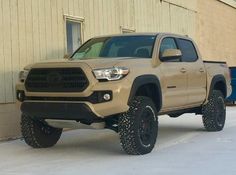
[21,114,62,148]
[202,90,226,131]
[118,96,158,155]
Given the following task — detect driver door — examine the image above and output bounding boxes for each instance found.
[159,37,188,110]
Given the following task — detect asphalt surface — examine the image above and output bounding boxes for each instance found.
[1,107,236,175]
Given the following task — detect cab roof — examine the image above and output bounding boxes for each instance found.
[92,32,190,39]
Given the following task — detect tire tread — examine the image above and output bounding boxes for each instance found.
[119,96,158,155]
[202,90,226,131]
[21,114,62,148]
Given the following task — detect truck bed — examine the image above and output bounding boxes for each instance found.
[203,60,231,98]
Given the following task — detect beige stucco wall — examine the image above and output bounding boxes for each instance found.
[196,0,236,65]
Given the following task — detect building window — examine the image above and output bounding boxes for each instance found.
[121,27,136,34]
[64,15,84,55]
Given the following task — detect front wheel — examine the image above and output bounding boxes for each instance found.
[118,96,158,155]
[21,114,62,148]
[202,90,226,131]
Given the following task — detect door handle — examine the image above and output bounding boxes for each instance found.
[180,68,186,73]
[199,68,204,73]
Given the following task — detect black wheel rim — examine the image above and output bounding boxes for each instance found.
[138,106,155,146]
[41,125,54,135]
[35,120,54,135]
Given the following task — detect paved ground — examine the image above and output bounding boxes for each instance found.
[1,107,236,175]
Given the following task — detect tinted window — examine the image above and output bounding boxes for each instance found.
[72,35,156,59]
[159,38,177,56]
[178,39,198,62]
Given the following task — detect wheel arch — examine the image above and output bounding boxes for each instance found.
[209,75,227,98]
[128,75,162,112]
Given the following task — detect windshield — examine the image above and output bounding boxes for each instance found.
[71,35,156,59]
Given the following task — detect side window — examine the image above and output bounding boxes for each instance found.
[66,20,83,55]
[159,38,178,57]
[177,39,198,62]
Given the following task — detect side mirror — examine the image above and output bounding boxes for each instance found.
[160,49,182,62]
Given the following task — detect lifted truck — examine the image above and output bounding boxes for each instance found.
[16,33,231,155]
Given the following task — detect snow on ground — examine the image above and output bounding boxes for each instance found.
[1,107,236,175]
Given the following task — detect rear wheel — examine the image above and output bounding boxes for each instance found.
[118,96,158,155]
[202,90,226,131]
[21,114,62,148]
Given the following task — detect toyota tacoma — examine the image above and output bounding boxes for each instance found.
[16,33,232,155]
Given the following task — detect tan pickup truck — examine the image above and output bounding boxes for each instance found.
[16,33,231,155]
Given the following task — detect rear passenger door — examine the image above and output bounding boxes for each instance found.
[159,37,188,110]
[176,38,207,105]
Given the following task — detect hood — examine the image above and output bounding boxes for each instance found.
[70,57,128,69]
[24,59,67,70]
[24,57,131,70]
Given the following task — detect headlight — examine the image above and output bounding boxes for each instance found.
[19,70,29,82]
[93,67,129,81]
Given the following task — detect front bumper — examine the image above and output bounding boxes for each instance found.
[21,102,99,124]
[16,80,130,118]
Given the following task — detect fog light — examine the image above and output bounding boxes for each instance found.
[103,94,111,101]
[17,91,25,102]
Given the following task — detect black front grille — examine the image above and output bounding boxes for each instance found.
[25,68,89,92]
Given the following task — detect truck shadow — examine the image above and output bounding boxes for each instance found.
[51,122,205,156]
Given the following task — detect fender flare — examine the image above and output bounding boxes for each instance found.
[209,75,227,98]
[128,75,162,112]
